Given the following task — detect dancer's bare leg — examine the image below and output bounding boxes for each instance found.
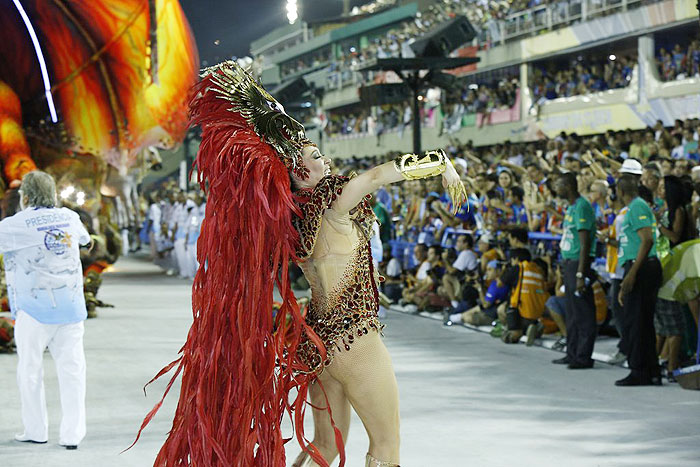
[326,331,400,465]
[291,371,351,467]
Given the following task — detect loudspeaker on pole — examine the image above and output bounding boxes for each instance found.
[410,16,477,57]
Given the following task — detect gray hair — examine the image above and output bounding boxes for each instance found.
[21,171,57,208]
[591,179,609,194]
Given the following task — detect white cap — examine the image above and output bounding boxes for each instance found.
[478,233,493,245]
[453,157,468,172]
[619,158,643,175]
[691,165,700,179]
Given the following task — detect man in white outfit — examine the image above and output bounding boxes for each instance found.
[156,193,175,273]
[185,193,205,279]
[0,171,91,450]
[183,196,198,279]
[172,192,190,278]
[147,192,161,260]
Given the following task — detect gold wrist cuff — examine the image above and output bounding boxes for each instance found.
[394,149,447,181]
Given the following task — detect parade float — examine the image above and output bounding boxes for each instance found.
[0,0,199,349]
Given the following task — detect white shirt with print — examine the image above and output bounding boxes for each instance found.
[0,207,90,324]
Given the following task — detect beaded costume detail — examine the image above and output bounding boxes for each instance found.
[294,175,350,259]
[294,175,384,373]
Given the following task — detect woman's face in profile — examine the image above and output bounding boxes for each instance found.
[294,145,330,189]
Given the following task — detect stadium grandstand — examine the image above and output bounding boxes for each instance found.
[249,0,699,157]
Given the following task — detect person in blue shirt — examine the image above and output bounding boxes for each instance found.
[374,185,392,213]
[672,44,685,71]
[588,179,611,231]
[453,260,509,326]
[691,45,700,75]
[454,198,477,228]
[0,171,91,449]
[545,79,557,99]
[507,186,529,226]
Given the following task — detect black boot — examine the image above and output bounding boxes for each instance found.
[615,370,662,387]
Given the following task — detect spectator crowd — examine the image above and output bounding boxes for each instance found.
[316,117,700,386]
[657,36,700,82]
[531,54,636,102]
[284,0,663,80]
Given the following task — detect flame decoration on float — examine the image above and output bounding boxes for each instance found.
[0,0,199,190]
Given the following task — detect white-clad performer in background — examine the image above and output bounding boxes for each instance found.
[0,171,91,450]
[147,192,162,260]
[172,191,190,278]
[185,192,205,279]
[182,196,197,279]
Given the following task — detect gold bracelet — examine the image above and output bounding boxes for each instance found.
[393,149,447,180]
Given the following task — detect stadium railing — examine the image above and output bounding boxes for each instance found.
[498,0,643,44]
[387,227,566,270]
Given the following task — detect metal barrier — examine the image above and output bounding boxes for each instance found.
[280,0,654,85]
[326,68,383,91]
[439,228,563,247]
[387,228,565,266]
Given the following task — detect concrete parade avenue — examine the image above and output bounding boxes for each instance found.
[0,255,698,467]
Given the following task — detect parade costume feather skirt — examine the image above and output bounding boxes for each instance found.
[131,70,343,466]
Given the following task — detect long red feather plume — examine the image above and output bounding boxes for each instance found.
[129,71,342,466]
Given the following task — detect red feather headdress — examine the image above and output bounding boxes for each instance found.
[130,61,342,466]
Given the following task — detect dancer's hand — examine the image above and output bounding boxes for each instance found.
[442,160,467,215]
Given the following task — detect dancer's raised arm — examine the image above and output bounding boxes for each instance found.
[332,149,467,214]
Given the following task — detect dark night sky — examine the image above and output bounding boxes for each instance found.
[180,0,375,66]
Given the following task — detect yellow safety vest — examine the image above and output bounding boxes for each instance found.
[509,261,550,320]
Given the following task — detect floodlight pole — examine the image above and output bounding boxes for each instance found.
[403,71,424,155]
[362,56,480,156]
[410,75,422,154]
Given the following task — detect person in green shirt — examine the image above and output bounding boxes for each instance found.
[615,174,663,387]
[553,172,597,369]
[653,175,695,382]
[370,197,391,244]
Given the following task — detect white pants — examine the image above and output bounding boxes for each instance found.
[185,243,199,279]
[148,232,157,259]
[14,311,86,445]
[121,228,130,256]
[174,238,188,277]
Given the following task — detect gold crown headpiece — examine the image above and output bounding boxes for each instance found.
[200,60,310,178]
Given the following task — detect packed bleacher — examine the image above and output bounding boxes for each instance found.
[531,54,636,102]
[315,1,515,82]
[310,119,700,384]
[325,77,520,138]
[287,0,663,80]
[657,37,700,82]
